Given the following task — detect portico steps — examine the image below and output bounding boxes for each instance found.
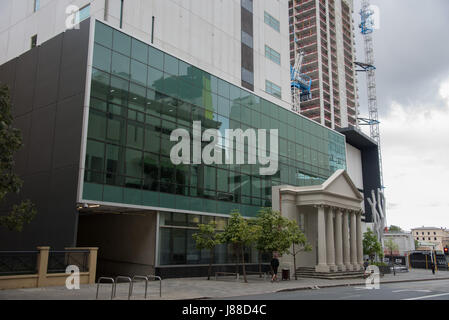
[295,267,365,280]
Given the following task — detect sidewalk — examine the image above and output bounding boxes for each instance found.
[0,269,448,300]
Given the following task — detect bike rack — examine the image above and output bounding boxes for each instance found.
[113,276,133,300]
[96,277,115,300]
[131,276,149,300]
[147,275,162,297]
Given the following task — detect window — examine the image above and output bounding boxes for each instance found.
[31,35,37,48]
[264,11,280,32]
[435,237,437,241]
[77,5,91,24]
[266,80,281,99]
[265,45,281,65]
[241,31,253,48]
[241,0,253,13]
[34,0,40,12]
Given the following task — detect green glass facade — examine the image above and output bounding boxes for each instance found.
[83,21,347,218]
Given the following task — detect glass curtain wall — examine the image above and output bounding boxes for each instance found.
[83,21,347,218]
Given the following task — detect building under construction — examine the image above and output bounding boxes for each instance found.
[289,0,359,129]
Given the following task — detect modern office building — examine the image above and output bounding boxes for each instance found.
[0,0,292,110]
[0,18,357,276]
[288,0,359,129]
[0,1,370,277]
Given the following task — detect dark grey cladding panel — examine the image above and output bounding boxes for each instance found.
[241,44,254,71]
[11,113,32,176]
[47,165,80,249]
[53,93,85,169]
[34,34,63,110]
[12,50,38,118]
[27,104,56,174]
[241,7,253,34]
[0,58,17,92]
[58,19,90,100]
[0,19,91,250]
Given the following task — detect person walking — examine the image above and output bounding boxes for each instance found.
[363,259,370,271]
[270,253,280,283]
[431,261,435,275]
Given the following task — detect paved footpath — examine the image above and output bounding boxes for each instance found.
[0,269,448,300]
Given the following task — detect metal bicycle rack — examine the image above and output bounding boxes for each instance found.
[96,277,115,300]
[113,276,133,300]
[147,275,162,297]
[131,276,149,300]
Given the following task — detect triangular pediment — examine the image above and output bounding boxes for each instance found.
[322,169,364,201]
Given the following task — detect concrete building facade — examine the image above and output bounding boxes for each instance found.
[412,227,449,252]
[383,232,415,256]
[288,0,358,129]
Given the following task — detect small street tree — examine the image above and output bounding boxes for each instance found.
[363,228,383,262]
[0,85,36,232]
[192,221,221,280]
[218,210,261,283]
[254,208,292,275]
[287,221,312,280]
[384,238,399,263]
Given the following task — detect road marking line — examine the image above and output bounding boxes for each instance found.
[403,293,449,301]
[392,290,431,293]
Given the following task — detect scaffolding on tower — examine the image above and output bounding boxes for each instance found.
[358,0,384,189]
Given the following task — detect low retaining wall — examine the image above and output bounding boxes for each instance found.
[0,247,98,290]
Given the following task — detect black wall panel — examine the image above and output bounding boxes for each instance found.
[0,20,91,250]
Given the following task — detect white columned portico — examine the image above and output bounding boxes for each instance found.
[316,205,329,272]
[273,170,364,275]
[350,211,359,270]
[356,211,364,268]
[343,210,352,271]
[334,209,345,271]
[326,207,336,271]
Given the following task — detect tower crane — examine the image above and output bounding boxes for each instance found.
[291,38,312,113]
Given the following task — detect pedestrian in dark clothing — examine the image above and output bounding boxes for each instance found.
[363,259,369,271]
[270,253,280,282]
[431,262,435,275]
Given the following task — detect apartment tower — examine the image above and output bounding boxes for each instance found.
[289,0,358,129]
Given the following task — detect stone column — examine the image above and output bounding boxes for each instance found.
[343,211,352,271]
[326,207,336,272]
[334,209,345,271]
[280,192,298,273]
[316,205,329,272]
[350,211,359,270]
[356,212,364,268]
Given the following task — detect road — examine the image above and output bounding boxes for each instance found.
[221,279,449,300]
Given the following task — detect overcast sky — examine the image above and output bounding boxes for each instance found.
[353,0,449,231]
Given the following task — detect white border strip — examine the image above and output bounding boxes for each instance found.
[76,18,96,203]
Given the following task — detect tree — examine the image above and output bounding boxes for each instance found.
[388,225,403,233]
[218,210,261,283]
[254,208,292,276]
[0,85,36,232]
[192,221,221,280]
[414,239,419,250]
[287,221,312,280]
[384,238,399,262]
[363,228,383,262]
